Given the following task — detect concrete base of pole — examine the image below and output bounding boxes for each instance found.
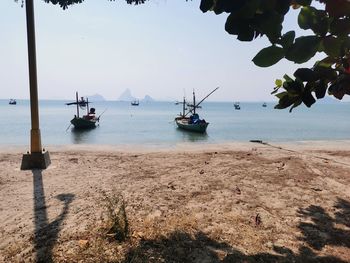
[21,151,51,170]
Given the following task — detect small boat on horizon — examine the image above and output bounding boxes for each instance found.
[262,102,267,107]
[9,99,16,105]
[234,102,240,110]
[175,87,219,133]
[66,92,100,129]
[131,100,139,106]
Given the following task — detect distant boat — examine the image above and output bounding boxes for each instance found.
[9,99,16,105]
[234,102,240,110]
[262,102,267,107]
[131,100,139,106]
[66,92,99,129]
[175,87,219,133]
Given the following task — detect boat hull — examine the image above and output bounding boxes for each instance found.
[70,117,96,129]
[175,117,208,133]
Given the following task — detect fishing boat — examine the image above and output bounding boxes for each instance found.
[234,102,240,110]
[262,102,267,107]
[175,87,219,133]
[9,99,16,105]
[131,100,139,106]
[175,115,208,133]
[66,92,99,129]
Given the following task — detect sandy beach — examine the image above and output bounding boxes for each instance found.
[0,141,349,262]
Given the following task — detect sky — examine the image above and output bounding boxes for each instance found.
[0,0,319,102]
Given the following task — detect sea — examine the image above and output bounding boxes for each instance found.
[1,99,350,147]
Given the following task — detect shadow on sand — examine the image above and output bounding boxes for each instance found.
[32,170,74,263]
[298,198,350,251]
[31,170,349,263]
[122,231,347,263]
[122,199,350,263]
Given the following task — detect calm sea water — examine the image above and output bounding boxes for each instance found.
[1,99,349,146]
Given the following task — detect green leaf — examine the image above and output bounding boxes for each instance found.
[302,91,316,107]
[252,46,285,67]
[237,27,256,41]
[278,31,295,49]
[274,93,296,109]
[276,91,288,99]
[275,79,283,87]
[325,0,350,17]
[275,0,290,15]
[313,64,338,81]
[283,74,293,82]
[294,68,319,82]
[315,57,338,68]
[321,36,344,57]
[213,0,245,13]
[294,0,312,6]
[259,0,277,12]
[212,0,225,14]
[314,80,327,99]
[231,0,261,19]
[328,74,350,100]
[253,11,283,42]
[289,99,303,112]
[285,36,321,64]
[298,6,329,36]
[200,0,215,12]
[330,18,350,36]
[283,79,304,94]
[225,15,256,41]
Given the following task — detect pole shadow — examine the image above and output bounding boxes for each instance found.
[32,169,74,263]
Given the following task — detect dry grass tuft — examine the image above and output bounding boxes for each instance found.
[99,189,129,242]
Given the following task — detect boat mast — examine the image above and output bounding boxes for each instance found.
[195,87,219,108]
[184,87,219,117]
[76,91,79,118]
[182,97,186,117]
[193,90,196,115]
[86,97,89,115]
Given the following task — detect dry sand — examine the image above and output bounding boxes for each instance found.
[0,141,349,262]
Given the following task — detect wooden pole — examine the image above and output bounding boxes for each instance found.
[26,0,42,153]
[21,0,50,170]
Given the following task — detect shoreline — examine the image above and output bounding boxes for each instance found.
[2,139,350,153]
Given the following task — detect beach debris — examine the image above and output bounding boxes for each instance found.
[199,169,205,174]
[68,158,79,164]
[250,140,267,145]
[235,187,241,195]
[167,182,176,190]
[132,231,144,239]
[78,239,89,249]
[255,213,262,226]
[277,162,285,170]
[311,187,322,192]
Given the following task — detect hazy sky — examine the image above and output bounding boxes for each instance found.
[1,0,318,101]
